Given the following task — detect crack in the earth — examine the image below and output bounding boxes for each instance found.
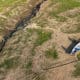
[0,0,47,52]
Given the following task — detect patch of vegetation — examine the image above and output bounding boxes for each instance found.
[67,12,80,18]
[25,60,32,69]
[27,29,52,56]
[24,59,33,77]
[54,15,67,22]
[28,29,52,56]
[0,0,27,12]
[0,56,19,69]
[2,44,22,56]
[50,0,80,21]
[45,48,58,59]
[61,23,80,33]
[77,52,80,60]
[28,29,52,46]
[35,29,52,46]
[51,0,80,14]
[31,47,36,56]
[36,18,48,27]
[73,62,80,77]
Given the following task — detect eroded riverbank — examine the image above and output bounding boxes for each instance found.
[0,0,47,52]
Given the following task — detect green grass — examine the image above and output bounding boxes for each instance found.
[45,48,58,59]
[27,29,52,56]
[73,62,80,77]
[0,0,27,12]
[51,0,80,14]
[35,29,52,46]
[52,15,67,22]
[0,57,19,69]
[28,29,52,46]
[25,60,32,69]
[35,18,48,27]
[50,0,80,21]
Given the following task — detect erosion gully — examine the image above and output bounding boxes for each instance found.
[0,0,47,52]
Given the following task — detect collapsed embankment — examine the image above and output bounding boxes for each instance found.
[0,0,47,52]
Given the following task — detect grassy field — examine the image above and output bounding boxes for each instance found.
[73,62,80,77]
[0,0,80,80]
[51,0,80,14]
[0,0,28,41]
[0,0,27,12]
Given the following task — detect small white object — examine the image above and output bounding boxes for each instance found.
[71,42,80,54]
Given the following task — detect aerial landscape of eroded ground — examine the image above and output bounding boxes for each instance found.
[0,0,80,80]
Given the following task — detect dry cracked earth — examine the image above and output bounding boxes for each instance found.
[0,0,80,80]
